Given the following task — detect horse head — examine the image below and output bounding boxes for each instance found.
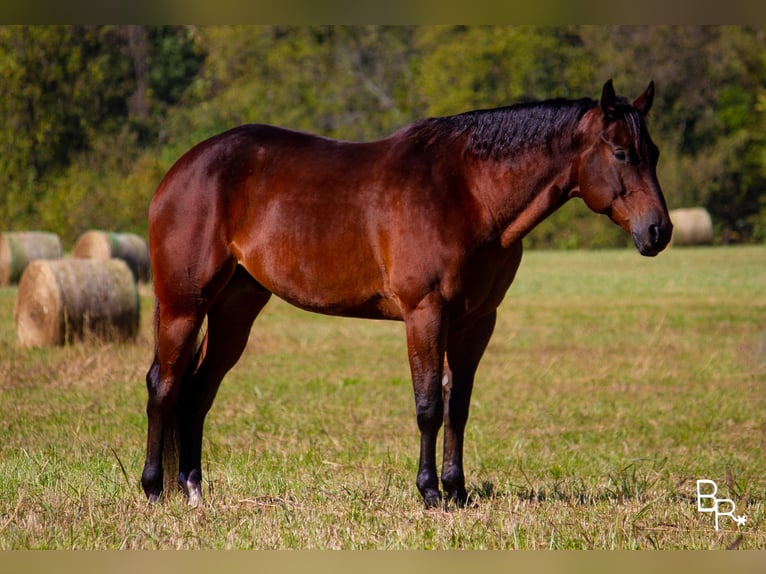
[574,79,673,256]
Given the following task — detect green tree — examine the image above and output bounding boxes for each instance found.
[0,25,204,241]
[167,26,418,144]
[0,26,130,225]
[413,26,595,116]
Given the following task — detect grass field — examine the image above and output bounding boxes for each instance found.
[0,246,764,549]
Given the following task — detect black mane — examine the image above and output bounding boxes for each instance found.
[411,97,597,160]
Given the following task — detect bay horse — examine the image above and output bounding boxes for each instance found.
[141,79,672,508]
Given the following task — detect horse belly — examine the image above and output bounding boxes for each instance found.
[233,210,401,320]
[250,254,400,320]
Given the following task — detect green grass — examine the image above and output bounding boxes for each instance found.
[0,246,764,549]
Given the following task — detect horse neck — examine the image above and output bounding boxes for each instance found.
[459,101,604,249]
[469,145,579,249]
[462,106,601,247]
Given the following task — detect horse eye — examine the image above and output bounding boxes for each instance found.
[614,150,627,162]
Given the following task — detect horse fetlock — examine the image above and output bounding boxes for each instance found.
[417,470,442,507]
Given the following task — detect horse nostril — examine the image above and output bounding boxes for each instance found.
[649,223,661,245]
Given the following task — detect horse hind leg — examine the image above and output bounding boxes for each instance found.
[177,266,271,506]
[142,249,241,503]
[141,305,206,502]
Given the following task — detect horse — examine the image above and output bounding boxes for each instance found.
[141,79,672,508]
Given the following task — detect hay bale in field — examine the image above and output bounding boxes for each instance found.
[0,231,62,286]
[669,208,714,246]
[14,258,139,347]
[72,230,151,283]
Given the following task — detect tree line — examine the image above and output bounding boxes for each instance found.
[1,25,764,247]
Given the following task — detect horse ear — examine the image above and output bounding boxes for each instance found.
[600,79,618,119]
[633,80,655,115]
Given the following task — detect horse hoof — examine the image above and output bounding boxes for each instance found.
[423,492,442,509]
[187,490,203,508]
[445,489,468,508]
[184,480,204,507]
[146,492,161,504]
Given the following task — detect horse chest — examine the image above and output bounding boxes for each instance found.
[435,240,523,320]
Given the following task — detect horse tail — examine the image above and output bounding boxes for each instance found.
[161,409,181,498]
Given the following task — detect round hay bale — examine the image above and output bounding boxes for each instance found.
[14,258,139,347]
[0,231,62,286]
[72,230,151,283]
[669,208,714,246]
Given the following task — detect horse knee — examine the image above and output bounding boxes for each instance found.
[415,399,443,433]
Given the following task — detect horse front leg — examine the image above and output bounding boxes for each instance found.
[404,295,448,508]
[441,311,497,506]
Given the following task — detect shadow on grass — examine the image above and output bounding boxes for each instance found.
[465,458,708,507]
[468,476,762,508]
[466,478,652,506]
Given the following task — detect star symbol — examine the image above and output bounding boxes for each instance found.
[734,515,748,527]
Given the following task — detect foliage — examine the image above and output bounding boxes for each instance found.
[171,26,419,142]
[0,27,127,225]
[0,25,203,242]
[1,25,765,247]
[414,26,594,116]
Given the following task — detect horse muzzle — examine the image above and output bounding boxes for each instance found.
[632,216,673,257]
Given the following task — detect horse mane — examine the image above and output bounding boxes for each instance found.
[408,97,599,160]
